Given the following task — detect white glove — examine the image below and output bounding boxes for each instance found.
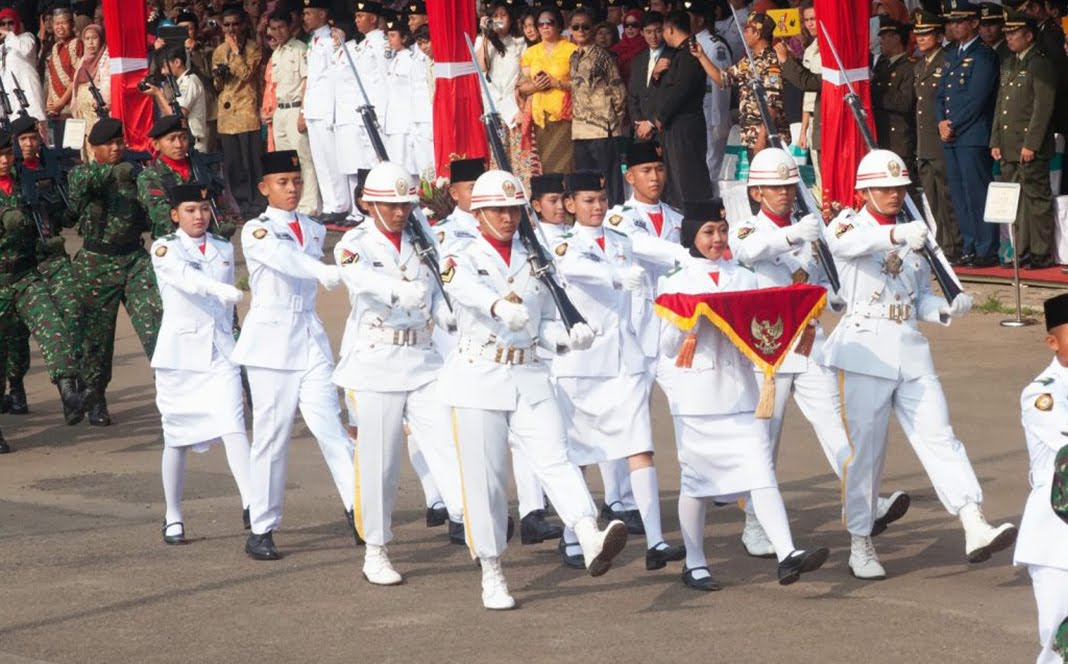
[786,214,822,244]
[543,324,571,353]
[897,221,928,251]
[207,282,243,306]
[494,299,530,332]
[437,308,457,332]
[316,264,342,291]
[568,322,595,351]
[619,264,646,292]
[939,292,973,319]
[394,280,427,309]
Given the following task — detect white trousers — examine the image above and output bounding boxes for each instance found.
[839,371,983,535]
[348,382,463,546]
[705,112,731,186]
[246,348,355,534]
[306,118,350,215]
[273,107,321,215]
[1029,565,1068,664]
[511,445,547,518]
[453,396,597,560]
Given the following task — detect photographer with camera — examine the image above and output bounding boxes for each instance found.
[211,5,264,218]
[141,44,209,152]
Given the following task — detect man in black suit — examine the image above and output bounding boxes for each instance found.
[654,10,714,204]
[627,11,667,143]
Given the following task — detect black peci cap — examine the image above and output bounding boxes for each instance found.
[1045,293,1068,331]
[625,141,663,168]
[169,183,209,207]
[449,158,486,183]
[565,170,606,194]
[261,150,301,176]
[530,173,565,197]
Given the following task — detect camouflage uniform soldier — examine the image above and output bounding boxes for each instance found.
[0,128,84,430]
[69,118,163,426]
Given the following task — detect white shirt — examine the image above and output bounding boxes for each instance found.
[176,70,208,151]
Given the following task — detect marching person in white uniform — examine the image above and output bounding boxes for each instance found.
[551,170,686,571]
[530,173,571,244]
[301,0,349,222]
[434,158,486,252]
[439,169,628,610]
[382,18,417,178]
[234,151,357,561]
[152,185,251,546]
[1017,294,1068,664]
[331,161,465,585]
[824,149,1016,578]
[656,199,829,591]
[731,147,910,568]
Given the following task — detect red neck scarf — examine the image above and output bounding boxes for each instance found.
[382,229,403,252]
[288,215,304,245]
[483,232,512,265]
[595,236,605,251]
[161,155,191,182]
[709,271,719,285]
[762,206,791,228]
[647,209,664,236]
[869,209,896,226]
[0,175,13,195]
[21,157,39,171]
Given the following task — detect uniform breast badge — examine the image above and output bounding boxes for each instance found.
[608,214,623,227]
[790,267,809,284]
[1035,393,1054,411]
[503,291,523,305]
[883,252,904,277]
[154,246,167,257]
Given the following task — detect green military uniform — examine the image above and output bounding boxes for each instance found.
[990,18,1057,264]
[1037,17,1068,148]
[69,159,162,401]
[978,3,1010,62]
[137,157,236,240]
[872,19,917,177]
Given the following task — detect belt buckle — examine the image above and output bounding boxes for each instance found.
[405,329,416,346]
[494,346,504,363]
[888,303,906,323]
[392,329,402,345]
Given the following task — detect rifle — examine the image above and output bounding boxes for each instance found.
[338,35,451,310]
[818,21,963,303]
[0,74,12,132]
[731,7,840,294]
[7,74,75,212]
[86,76,108,120]
[464,34,587,330]
[9,74,29,118]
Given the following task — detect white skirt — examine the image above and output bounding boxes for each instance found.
[156,353,245,451]
[557,372,653,465]
[672,412,777,499]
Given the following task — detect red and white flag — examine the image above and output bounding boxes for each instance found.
[427,0,488,178]
[102,0,154,151]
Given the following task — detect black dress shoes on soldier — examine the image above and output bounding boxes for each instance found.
[245,531,281,560]
[4,378,28,414]
[520,509,563,544]
[646,542,687,570]
[558,538,585,569]
[57,377,85,425]
[777,547,830,585]
[162,521,187,545]
[242,507,251,531]
[88,392,112,426]
[0,429,10,454]
[601,502,645,535]
[682,566,722,591]
[426,503,448,527]
[448,518,465,545]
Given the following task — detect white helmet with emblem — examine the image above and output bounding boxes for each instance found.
[470,170,526,210]
[855,149,911,189]
[361,161,418,203]
[747,147,800,186]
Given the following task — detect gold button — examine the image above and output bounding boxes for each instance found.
[400,265,406,272]
[507,277,514,283]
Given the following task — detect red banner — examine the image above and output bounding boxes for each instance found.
[815,1,874,213]
[427,0,489,178]
[102,0,154,151]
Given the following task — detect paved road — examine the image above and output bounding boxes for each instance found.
[0,233,1055,663]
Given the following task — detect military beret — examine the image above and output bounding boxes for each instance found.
[449,158,486,183]
[1046,293,1068,331]
[0,130,12,150]
[9,115,37,137]
[626,141,663,168]
[169,183,209,207]
[87,117,123,146]
[912,7,945,34]
[261,150,301,176]
[564,170,605,194]
[530,173,565,197]
[355,0,385,16]
[148,114,184,139]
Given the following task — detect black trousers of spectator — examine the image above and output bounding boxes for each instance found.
[662,113,714,207]
[574,137,623,207]
[220,129,266,218]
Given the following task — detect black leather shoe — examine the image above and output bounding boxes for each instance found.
[520,509,563,544]
[871,491,910,537]
[88,392,111,427]
[0,432,11,454]
[426,504,448,527]
[344,509,365,546]
[777,547,829,585]
[558,538,585,569]
[682,566,721,591]
[601,503,645,534]
[57,377,84,426]
[951,253,974,267]
[242,507,251,531]
[448,518,466,545]
[245,531,281,560]
[646,542,687,570]
[162,521,188,545]
[971,255,999,268]
[1026,254,1055,270]
[506,515,515,543]
[6,378,27,415]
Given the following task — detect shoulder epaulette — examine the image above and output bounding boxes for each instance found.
[1033,376,1056,386]
[162,233,178,242]
[605,227,627,238]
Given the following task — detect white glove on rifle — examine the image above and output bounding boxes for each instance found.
[206,281,243,306]
[394,280,427,309]
[939,292,973,319]
[316,264,342,291]
[786,213,822,244]
[494,299,529,332]
[896,221,929,251]
[619,265,646,292]
[568,322,595,351]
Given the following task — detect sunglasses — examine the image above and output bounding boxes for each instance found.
[222,22,242,27]
[571,23,591,30]
[537,19,556,26]
[0,20,16,27]
[624,21,640,27]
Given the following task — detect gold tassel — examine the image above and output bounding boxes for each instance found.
[755,371,776,419]
[675,332,697,368]
[794,321,816,357]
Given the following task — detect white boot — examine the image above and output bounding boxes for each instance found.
[574,516,628,577]
[848,535,886,580]
[480,557,515,610]
[741,512,776,558]
[959,503,1018,563]
[362,544,403,586]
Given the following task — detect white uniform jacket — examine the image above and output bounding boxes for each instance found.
[336,30,386,128]
[383,47,414,136]
[1016,360,1068,570]
[731,209,832,374]
[549,225,645,379]
[231,207,333,370]
[332,223,450,392]
[303,25,337,123]
[695,29,731,132]
[655,259,760,416]
[0,32,45,121]
[822,208,949,381]
[439,234,566,411]
[150,230,236,371]
[434,208,481,253]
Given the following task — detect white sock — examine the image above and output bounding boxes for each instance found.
[630,465,664,548]
[221,433,252,509]
[678,494,708,578]
[599,461,622,507]
[750,487,795,563]
[562,526,580,553]
[161,446,187,528]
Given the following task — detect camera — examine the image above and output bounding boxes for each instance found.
[206,18,218,29]
[212,63,230,80]
[137,73,163,92]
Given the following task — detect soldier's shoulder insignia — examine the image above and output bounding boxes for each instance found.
[606,227,627,238]
[559,231,575,240]
[608,214,623,226]
[252,228,268,240]
[340,249,360,265]
[148,188,164,197]
[441,256,456,283]
[1034,377,1056,386]
[162,233,177,241]
[738,262,755,272]
[737,226,754,240]
[436,230,445,243]
[665,264,682,277]
[1036,393,1055,411]
[154,245,167,257]
[834,223,854,238]
[554,242,568,256]
[620,205,633,212]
